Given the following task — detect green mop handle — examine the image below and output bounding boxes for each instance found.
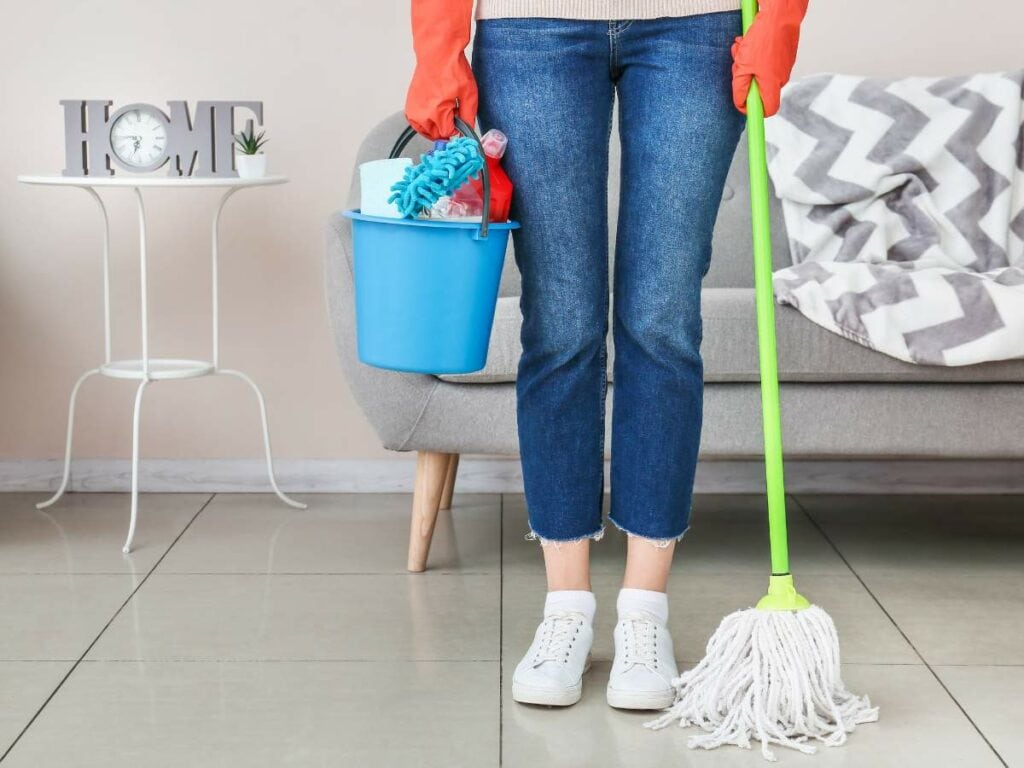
[741,0,791,578]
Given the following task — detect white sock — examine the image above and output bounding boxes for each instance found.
[544,590,596,624]
[617,588,669,625]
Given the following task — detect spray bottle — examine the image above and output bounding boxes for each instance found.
[454,129,513,223]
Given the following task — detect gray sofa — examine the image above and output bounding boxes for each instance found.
[326,112,1024,571]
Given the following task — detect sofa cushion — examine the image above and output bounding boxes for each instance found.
[439,288,1024,384]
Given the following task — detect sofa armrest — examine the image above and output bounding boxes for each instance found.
[324,210,438,451]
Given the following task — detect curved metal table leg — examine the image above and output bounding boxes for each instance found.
[80,186,113,364]
[122,379,151,554]
[37,368,102,509]
[218,368,306,510]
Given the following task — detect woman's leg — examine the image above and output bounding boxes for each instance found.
[474,19,614,548]
[611,11,745,563]
[543,540,592,591]
[623,537,675,591]
[473,18,614,706]
[605,13,746,710]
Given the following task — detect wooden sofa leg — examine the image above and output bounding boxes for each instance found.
[408,451,452,572]
[439,454,460,511]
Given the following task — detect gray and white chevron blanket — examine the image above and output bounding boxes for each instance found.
[765,71,1024,366]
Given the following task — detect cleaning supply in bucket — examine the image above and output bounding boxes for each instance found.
[453,128,513,222]
[426,194,481,221]
[359,158,413,218]
[480,128,507,158]
[387,136,484,218]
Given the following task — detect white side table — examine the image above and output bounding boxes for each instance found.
[18,174,307,553]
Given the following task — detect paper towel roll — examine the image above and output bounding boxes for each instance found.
[359,158,413,218]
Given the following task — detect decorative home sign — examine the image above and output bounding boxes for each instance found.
[61,100,263,177]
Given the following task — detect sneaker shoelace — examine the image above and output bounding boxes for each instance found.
[620,614,660,672]
[533,612,584,666]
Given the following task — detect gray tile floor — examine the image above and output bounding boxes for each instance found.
[0,491,1021,767]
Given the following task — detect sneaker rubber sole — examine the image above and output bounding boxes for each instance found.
[512,658,591,707]
[605,686,676,711]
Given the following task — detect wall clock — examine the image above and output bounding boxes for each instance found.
[108,104,170,171]
[61,99,263,178]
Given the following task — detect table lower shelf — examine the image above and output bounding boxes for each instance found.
[101,359,216,380]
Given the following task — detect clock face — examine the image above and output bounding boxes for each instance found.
[109,106,169,171]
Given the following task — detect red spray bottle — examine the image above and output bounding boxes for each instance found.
[455,129,513,223]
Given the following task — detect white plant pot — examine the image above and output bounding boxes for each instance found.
[236,153,267,179]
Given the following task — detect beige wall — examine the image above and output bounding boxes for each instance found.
[1,0,1020,462]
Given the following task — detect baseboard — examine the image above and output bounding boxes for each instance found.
[2,458,1024,494]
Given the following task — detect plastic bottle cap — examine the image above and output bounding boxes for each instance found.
[480,129,508,159]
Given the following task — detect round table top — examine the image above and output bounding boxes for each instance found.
[17,174,288,188]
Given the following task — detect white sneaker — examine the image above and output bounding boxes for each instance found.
[512,611,593,706]
[606,613,678,710]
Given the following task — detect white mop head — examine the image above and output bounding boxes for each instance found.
[645,605,878,761]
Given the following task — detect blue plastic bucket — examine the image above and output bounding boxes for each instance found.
[345,210,519,374]
[345,117,520,374]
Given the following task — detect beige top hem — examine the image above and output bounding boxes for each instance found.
[476,0,742,20]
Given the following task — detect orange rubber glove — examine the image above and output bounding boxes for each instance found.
[731,0,809,117]
[405,0,478,141]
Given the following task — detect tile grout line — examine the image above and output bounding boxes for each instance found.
[0,492,216,764]
[127,571,497,577]
[783,492,859,580]
[498,492,504,768]
[3,571,496,576]
[69,658,500,663]
[789,494,1009,768]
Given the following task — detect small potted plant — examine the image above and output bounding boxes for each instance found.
[234,126,268,179]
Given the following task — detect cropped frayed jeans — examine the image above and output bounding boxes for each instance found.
[472,13,745,543]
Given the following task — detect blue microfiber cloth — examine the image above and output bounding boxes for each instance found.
[388,137,484,218]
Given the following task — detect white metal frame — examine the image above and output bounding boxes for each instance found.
[18,174,306,553]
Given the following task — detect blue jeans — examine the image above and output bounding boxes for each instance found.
[472,14,745,542]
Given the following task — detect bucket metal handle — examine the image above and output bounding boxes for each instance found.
[388,116,493,240]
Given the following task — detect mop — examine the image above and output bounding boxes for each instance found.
[388,136,484,218]
[645,0,879,759]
